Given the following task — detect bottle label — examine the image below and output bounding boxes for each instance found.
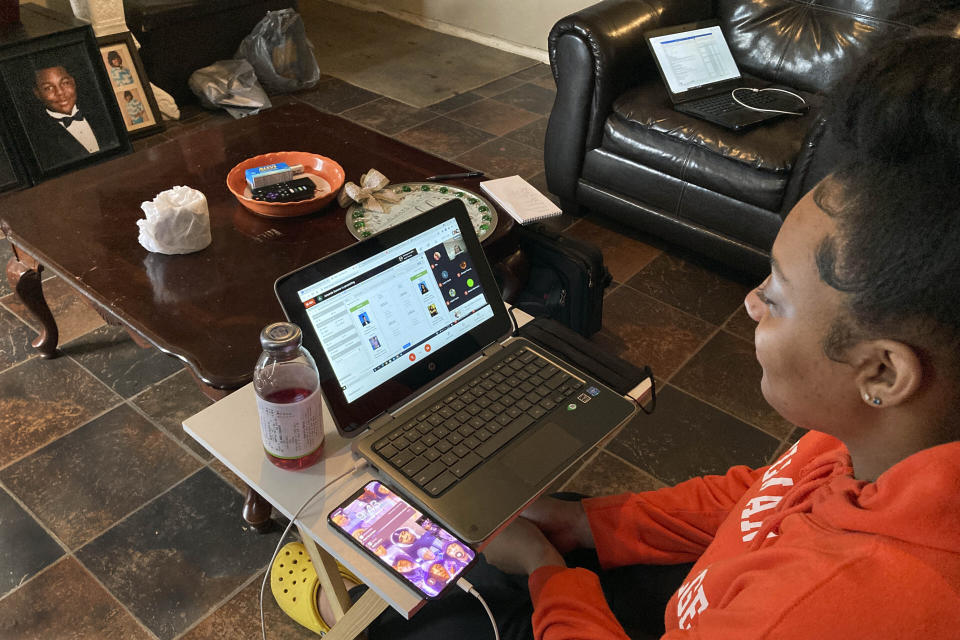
[256,391,324,459]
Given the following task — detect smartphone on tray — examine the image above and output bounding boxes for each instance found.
[328,480,477,599]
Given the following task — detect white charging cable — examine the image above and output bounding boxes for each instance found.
[260,458,369,640]
[457,577,501,640]
[731,87,806,116]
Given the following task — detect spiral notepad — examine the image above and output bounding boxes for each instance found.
[479,175,561,225]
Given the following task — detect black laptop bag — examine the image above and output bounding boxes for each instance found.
[512,224,612,337]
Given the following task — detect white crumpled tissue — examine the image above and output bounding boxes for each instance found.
[137,186,212,254]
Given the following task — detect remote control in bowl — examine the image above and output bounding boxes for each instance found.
[226,151,345,217]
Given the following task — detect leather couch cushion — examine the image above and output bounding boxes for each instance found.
[602,79,819,211]
[581,149,783,252]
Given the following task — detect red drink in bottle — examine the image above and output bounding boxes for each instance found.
[254,323,325,470]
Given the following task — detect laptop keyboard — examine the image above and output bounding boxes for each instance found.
[691,90,780,115]
[372,347,585,497]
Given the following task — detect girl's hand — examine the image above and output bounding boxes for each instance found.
[520,496,595,553]
[482,516,565,576]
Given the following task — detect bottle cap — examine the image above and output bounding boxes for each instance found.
[260,322,302,352]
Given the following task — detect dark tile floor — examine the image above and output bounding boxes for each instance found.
[0,32,792,640]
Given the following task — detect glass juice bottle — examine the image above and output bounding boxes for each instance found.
[254,322,324,470]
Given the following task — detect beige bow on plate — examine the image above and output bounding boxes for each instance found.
[337,169,403,213]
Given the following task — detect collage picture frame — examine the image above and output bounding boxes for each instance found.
[97,31,163,139]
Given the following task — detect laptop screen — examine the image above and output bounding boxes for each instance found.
[296,215,494,403]
[275,199,513,436]
[647,24,739,94]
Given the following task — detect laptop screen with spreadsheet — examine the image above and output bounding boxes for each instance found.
[647,23,740,95]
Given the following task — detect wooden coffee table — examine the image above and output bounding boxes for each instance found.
[1,101,516,529]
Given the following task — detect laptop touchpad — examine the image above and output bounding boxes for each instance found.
[502,423,582,485]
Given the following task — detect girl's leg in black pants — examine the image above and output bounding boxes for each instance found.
[353,494,693,640]
[354,552,692,640]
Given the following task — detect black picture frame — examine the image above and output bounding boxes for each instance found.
[97,31,163,139]
[0,116,29,194]
[0,23,131,183]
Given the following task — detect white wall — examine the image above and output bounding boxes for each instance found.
[332,0,592,60]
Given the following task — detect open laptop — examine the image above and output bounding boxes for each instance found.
[645,20,807,130]
[275,200,636,543]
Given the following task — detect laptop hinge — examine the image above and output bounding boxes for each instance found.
[368,412,394,431]
[482,342,504,357]
[378,336,507,423]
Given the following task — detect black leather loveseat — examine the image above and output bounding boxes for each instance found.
[545,1,959,276]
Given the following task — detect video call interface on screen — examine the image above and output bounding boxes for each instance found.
[647,25,739,93]
[329,481,476,597]
[298,217,493,402]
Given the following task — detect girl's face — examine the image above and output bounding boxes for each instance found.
[744,188,861,436]
[110,56,121,68]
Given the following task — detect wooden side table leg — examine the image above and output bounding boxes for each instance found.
[6,252,59,358]
[298,526,352,621]
[243,486,273,532]
[296,526,389,639]
[323,590,389,640]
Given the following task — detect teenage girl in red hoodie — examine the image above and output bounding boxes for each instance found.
[479,34,960,639]
[319,35,960,640]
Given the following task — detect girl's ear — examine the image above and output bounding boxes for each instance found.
[850,339,923,408]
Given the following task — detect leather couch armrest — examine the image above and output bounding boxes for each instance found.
[545,0,712,201]
[780,115,830,215]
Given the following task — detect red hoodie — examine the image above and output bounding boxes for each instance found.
[528,431,960,639]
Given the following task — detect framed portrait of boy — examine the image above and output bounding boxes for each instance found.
[0,24,131,183]
[97,32,163,138]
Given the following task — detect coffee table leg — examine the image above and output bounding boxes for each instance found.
[178,373,262,531]
[243,486,273,532]
[6,250,59,358]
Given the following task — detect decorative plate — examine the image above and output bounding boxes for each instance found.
[345,182,498,241]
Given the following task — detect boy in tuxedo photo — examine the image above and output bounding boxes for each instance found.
[5,50,119,172]
[29,63,105,167]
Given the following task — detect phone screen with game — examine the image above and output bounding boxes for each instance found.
[328,480,477,599]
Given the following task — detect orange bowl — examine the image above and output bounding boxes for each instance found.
[226,151,345,218]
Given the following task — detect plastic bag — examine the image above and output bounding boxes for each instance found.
[235,9,321,94]
[137,186,212,255]
[188,59,272,119]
